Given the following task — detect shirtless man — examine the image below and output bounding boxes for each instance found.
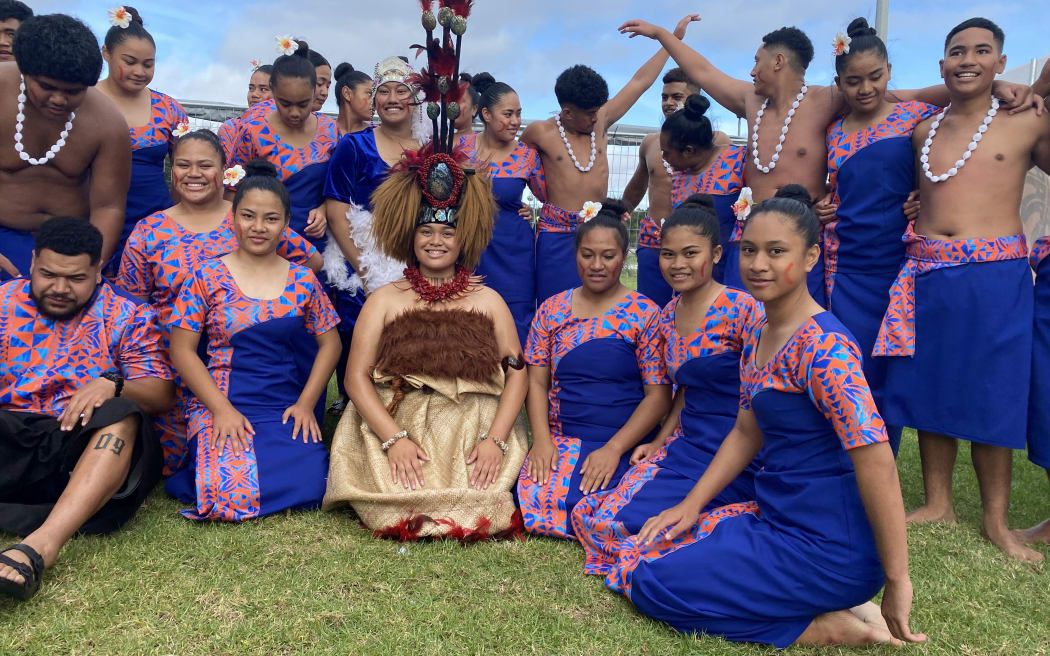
[522,14,699,303]
[870,18,1050,561]
[622,67,731,305]
[0,0,31,62]
[0,14,131,280]
[618,18,1037,307]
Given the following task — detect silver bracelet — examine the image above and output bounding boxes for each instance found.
[479,431,509,454]
[381,429,408,451]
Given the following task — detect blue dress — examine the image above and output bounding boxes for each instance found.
[572,287,761,571]
[459,135,545,347]
[104,90,189,276]
[165,258,339,521]
[824,101,939,453]
[637,145,748,306]
[517,289,667,539]
[1029,237,1050,470]
[600,313,889,648]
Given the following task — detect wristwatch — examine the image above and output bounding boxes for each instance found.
[100,369,124,397]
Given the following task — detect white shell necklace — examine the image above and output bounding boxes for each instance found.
[920,96,998,183]
[554,112,596,172]
[751,83,807,174]
[661,158,674,176]
[14,75,75,166]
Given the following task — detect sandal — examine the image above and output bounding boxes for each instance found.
[0,543,44,601]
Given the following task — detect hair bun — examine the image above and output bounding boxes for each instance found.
[244,159,278,179]
[334,62,354,79]
[124,6,144,25]
[774,184,814,207]
[846,17,877,39]
[682,94,710,120]
[292,39,310,59]
[680,193,715,211]
[596,197,629,220]
[471,71,496,97]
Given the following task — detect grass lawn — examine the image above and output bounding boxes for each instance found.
[2,423,1048,655]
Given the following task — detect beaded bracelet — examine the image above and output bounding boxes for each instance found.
[381,429,408,451]
[479,431,509,454]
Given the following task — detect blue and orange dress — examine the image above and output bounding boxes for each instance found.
[166,258,339,521]
[1029,236,1050,470]
[594,312,888,648]
[637,145,748,306]
[115,209,317,474]
[572,287,761,562]
[517,289,667,539]
[459,134,545,346]
[823,101,939,452]
[229,110,340,253]
[106,90,189,276]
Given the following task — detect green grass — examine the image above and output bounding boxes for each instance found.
[3,261,1049,652]
[2,425,1048,655]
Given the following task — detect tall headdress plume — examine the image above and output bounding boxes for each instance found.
[369,0,494,270]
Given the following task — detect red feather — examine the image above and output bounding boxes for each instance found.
[442,0,473,19]
[369,514,433,542]
[419,0,432,11]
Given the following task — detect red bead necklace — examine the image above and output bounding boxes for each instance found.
[405,265,471,303]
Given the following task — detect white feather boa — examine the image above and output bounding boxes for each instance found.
[322,204,405,295]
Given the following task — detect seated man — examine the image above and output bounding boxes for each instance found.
[0,218,174,601]
[0,13,130,280]
[0,0,31,62]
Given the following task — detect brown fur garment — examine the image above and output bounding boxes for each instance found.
[374,308,500,382]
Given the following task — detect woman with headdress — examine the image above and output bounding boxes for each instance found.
[323,1,529,540]
[517,199,671,539]
[227,39,336,253]
[321,55,426,413]
[167,160,340,521]
[458,72,545,345]
[115,129,320,474]
[217,63,273,162]
[96,6,189,276]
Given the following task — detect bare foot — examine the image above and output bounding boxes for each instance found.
[795,609,903,647]
[1013,518,1050,545]
[849,601,890,632]
[905,504,956,524]
[983,524,1045,562]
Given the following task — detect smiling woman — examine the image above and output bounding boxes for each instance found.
[96,5,189,279]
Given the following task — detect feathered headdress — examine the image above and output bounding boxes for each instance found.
[370,0,494,268]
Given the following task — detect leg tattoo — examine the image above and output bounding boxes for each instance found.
[93,432,126,456]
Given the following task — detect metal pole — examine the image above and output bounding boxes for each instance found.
[875,0,889,40]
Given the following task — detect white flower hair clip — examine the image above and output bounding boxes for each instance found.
[832,33,852,56]
[579,201,602,222]
[223,165,246,187]
[172,121,190,138]
[108,6,131,29]
[275,35,298,57]
[732,187,754,221]
[250,59,261,70]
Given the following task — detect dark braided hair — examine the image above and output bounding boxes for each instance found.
[575,198,629,255]
[470,72,517,126]
[661,94,714,152]
[271,40,315,88]
[333,62,371,107]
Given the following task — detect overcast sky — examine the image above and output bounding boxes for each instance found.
[36,0,1050,139]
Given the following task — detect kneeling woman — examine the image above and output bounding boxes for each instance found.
[167,162,341,521]
[572,194,760,569]
[518,200,671,539]
[322,147,529,540]
[599,188,924,648]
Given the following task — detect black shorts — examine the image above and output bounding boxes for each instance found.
[0,397,162,536]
